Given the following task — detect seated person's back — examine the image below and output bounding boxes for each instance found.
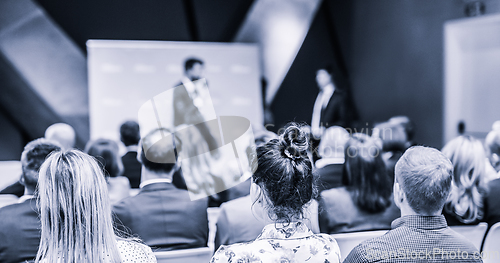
[211,123,340,263]
[0,139,61,263]
[113,128,208,250]
[320,133,399,234]
[344,146,482,263]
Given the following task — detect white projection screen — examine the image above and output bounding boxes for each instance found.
[87,40,262,141]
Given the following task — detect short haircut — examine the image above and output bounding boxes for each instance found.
[21,138,62,190]
[184,57,204,72]
[120,121,140,146]
[139,128,181,174]
[395,146,453,215]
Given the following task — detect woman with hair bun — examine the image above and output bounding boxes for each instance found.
[35,150,156,263]
[210,123,340,263]
[442,135,488,225]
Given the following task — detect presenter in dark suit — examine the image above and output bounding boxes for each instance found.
[0,138,61,263]
[113,128,209,251]
[311,67,348,140]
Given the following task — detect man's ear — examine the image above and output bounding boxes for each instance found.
[136,142,143,163]
[393,181,405,207]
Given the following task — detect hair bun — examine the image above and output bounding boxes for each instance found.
[279,123,309,161]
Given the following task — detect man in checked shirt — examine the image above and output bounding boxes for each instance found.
[344,146,483,263]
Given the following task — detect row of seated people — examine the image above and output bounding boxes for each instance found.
[1,119,500,262]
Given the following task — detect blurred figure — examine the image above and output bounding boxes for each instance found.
[319,133,399,234]
[44,123,76,150]
[311,66,348,139]
[485,122,500,228]
[35,150,156,262]
[441,136,488,225]
[113,128,209,251]
[0,123,77,197]
[0,139,61,263]
[314,126,349,192]
[372,117,413,178]
[120,121,142,188]
[211,123,340,263]
[345,146,481,262]
[85,139,131,205]
[485,124,500,179]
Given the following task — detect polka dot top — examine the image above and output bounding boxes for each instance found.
[117,240,157,262]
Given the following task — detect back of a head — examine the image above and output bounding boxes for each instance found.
[85,139,123,178]
[253,122,315,224]
[120,121,140,146]
[389,115,415,143]
[36,150,120,263]
[442,136,486,223]
[139,128,181,174]
[395,146,453,215]
[344,133,392,213]
[20,138,61,191]
[44,123,76,150]
[373,121,408,152]
[319,126,349,158]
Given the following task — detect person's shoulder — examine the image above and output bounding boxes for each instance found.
[117,240,156,262]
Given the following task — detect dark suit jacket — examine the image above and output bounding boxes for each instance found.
[314,163,344,193]
[113,182,209,251]
[0,198,40,263]
[122,151,142,188]
[320,90,348,128]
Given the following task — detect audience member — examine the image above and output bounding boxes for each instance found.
[215,126,320,251]
[120,120,142,188]
[113,128,209,251]
[44,123,76,150]
[344,146,482,262]
[211,123,340,263]
[0,139,61,263]
[314,126,349,192]
[441,135,488,225]
[485,125,500,180]
[35,150,156,262]
[485,125,500,228]
[319,133,399,234]
[0,123,77,197]
[85,139,131,204]
[372,117,412,178]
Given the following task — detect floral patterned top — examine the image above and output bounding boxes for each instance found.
[210,221,340,263]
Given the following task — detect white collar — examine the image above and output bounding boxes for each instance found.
[126,145,138,152]
[139,178,172,189]
[18,195,34,203]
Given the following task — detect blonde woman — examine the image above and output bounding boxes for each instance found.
[442,135,488,225]
[35,150,156,263]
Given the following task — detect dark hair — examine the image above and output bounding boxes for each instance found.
[343,133,392,213]
[21,138,62,189]
[396,146,453,215]
[139,128,181,174]
[85,139,123,178]
[253,122,316,224]
[120,121,140,146]
[184,57,204,72]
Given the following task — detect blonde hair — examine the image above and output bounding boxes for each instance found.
[35,150,122,263]
[442,136,487,224]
